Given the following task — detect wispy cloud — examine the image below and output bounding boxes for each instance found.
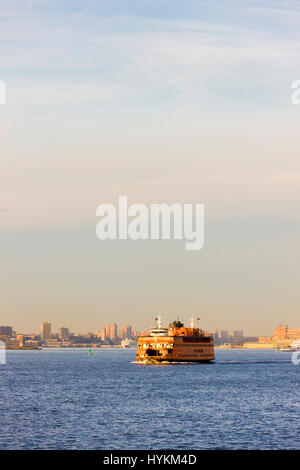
[1,0,300,231]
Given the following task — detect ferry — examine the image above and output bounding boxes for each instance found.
[278,340,300,352]
[121,338,134,348]
[136,316,215,363]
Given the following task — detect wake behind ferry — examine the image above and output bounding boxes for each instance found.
[136,316,215,363]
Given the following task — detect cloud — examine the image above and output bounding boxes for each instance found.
[1,5,300,115]
[1,0,300,232]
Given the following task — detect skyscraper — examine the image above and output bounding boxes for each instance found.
[109,322,117,342]
[58,327,69,340]
[120,325,132,339]
[98,327,108,341]
[0,326,13,337]
[233,330,244,345]
[41,322,51,340]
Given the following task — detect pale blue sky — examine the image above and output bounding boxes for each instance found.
[0,0,300,334]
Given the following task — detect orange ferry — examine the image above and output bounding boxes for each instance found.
[136,316,215,363]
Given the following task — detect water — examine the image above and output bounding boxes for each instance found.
[0,348,299,449]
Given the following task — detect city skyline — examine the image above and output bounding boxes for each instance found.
[1,318,298,340]
[1,298,299,337]
[2,320,300,351]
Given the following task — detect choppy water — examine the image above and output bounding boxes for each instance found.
[0,349,299,449]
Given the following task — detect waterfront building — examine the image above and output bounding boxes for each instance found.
[246,324,300,349]
[232,330,244,345]
[41,322,51,340]
[16,334,24,347]
[58,327,69,340]
[0,335,19,348]
[109,322,118,342]
[220,330,230,342]
[61,341,72,347]
[42,338,60,348]
[273,325,300,342]
[120,325,132,339]
[24,340,40,348]
[0,326,13,337]
[97,327,107,341]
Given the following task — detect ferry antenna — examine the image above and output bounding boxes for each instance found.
[156,315,162,328]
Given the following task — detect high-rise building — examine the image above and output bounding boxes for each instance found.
[58,327,69,340]
[98,327,108,341]
[233,330,244,339]
[120,325,132,339]
[220,330,230,342]
[109,322,117,342]
[232,330,244,345]
[16,334,24,347]
[41,322,51,340]
[0,326,13,337]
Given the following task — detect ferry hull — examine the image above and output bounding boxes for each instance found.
[136,334,215,363]
[137,358,214,364]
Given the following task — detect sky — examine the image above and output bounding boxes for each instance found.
[0,0,300,335]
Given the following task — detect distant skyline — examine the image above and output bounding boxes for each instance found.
[1,1,300,335]
[1,313,296,339]
[0,318,274,338]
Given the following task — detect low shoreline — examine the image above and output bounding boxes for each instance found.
[6,347,42,350]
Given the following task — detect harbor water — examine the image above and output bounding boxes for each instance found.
[0,348,299,449]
